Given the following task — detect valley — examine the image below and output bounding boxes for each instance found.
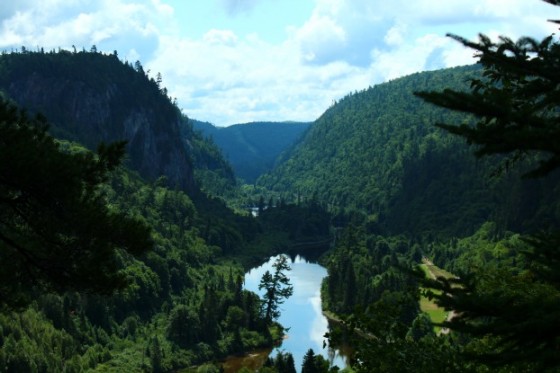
[238,255,347,371]
[1,14,560,372]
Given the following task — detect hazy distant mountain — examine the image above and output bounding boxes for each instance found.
[191,120,311,183]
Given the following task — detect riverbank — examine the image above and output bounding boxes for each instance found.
[243,255,347,370]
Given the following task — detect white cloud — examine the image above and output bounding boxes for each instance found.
[0,0,171,60]
[309,291,329,350]
[147,23,376,125]
[370,33,448,81]
[0,0,558,125]
[150,0,174,17]
[203,29,239,46]
[384,23,407,46]
[295,14,347,64]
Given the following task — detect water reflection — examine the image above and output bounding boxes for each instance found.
[222,348,272,373]
[244,255,346,370]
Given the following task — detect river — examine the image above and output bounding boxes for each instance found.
[233,254,347,371]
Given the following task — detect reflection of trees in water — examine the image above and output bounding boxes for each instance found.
[221,348,273,373]
[325,316,354,368]
[242,255,349,370]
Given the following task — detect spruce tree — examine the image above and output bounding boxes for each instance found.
[258,255,294,322]
[301,348,317,373]
[416,1,560,370]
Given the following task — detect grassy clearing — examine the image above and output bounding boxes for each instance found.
[420,293,447,333]
[419,261,455,333]
[428,265,455,280]
[420,295,447,333]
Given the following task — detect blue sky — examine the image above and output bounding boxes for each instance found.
[0,0,558,126]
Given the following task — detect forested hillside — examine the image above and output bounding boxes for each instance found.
[178,118,237,198]
[192,120,311,183]
[259,65,560,238]
[0,50,333,372]
[0,49,235,195]
[2,18,560,371]
[0,96,276,371]
[313,12,560,370]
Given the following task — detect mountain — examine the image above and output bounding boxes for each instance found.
[259,64,560,237]
[192,120,311,183]
[0,50,282,371]
[2,48,558,373]
[0,49,228,194]
[178,118,237,198]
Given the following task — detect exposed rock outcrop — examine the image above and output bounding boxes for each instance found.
[0,51,194,192]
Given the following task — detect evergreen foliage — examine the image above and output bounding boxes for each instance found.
[259,255,294,322]
[259,65,560,238]
[301,348,336,373]
[263,351,298,373]
[415,3,560,371]
[0,48,235,194]
[178,117,237,198]
[0,96,273,371]
[192,120,311,183]
[416,34,560,178]
[0,99,151,308]
[4,9,560,369]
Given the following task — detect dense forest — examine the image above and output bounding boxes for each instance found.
[0,48,241,199]
[178,118,238,200]
[314,10,560,373]
[0,49,331,372]
[192,120,311,184]
[2,3,560,371]
[258,64,560,239]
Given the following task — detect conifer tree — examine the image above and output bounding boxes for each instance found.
[259,255,294,322]
[0,99,152,308]
[416,1,560,370]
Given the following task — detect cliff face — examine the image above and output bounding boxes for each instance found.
[0,51,194,192]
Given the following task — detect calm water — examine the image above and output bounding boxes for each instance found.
[243,254,347,370]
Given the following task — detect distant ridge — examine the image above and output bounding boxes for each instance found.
[191,120,311,183]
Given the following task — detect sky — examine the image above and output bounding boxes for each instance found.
[0,0,558,126]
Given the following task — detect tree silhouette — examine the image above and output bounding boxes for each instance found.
[0,99,152,309]
[259,255,294,322]
[416,1,560,370]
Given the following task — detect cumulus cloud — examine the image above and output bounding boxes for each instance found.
[147,20,378,125]
[0,0,171,60]
[384,23,407,46]
[0,0,558,125]
[368,33,468,83]
[291,0,391,67]
[150,32,325,124]
[309,291,329,350]
[294,14,347,64]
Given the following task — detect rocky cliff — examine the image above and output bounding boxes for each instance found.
[0,50,194,192]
